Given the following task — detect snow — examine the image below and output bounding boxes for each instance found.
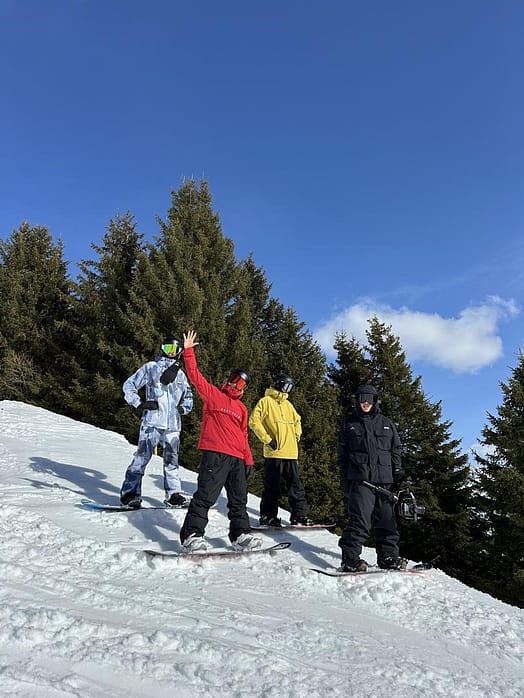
[0,400,523,698]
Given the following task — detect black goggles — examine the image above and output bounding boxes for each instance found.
[278,380,293,393]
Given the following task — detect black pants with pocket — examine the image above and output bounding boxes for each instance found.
[180,450,250,544]
[260,458,309,520]
[338,481,399,564]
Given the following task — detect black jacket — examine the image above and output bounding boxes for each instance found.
[338,405,402,488]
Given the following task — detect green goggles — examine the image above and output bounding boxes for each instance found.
[162,342,180,357]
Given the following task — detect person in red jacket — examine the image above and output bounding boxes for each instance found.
[179,329,262,553]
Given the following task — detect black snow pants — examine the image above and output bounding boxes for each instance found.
[259,458,309,520]
[180,450,250,544]
[338,481,399,564]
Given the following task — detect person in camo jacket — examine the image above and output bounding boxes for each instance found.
[120,336,193,509]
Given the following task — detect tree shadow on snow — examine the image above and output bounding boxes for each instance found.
[26,456,187,548]
[28,456,118,500]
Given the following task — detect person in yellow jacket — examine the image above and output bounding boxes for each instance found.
[249,374,314,526]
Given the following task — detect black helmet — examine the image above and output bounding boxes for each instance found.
[273,374,294,394]
[227,369,250,391]
[161,337,182,358]
[354,384,378,405]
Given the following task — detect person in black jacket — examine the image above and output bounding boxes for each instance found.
[338,384,408,572]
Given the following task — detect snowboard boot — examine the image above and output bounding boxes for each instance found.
[290,516,315,526]
[120,491,142,509]
[377,556,408,570]
[232,533,263,551]
[340,558,368,573]
[259,516,282,527]
[165,492,187,507]
[182,533,209,552]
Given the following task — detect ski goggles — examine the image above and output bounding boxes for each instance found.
[161,341,180,356]
[358,393,376,404]
[228,374,248,391]
[278,380,294,393]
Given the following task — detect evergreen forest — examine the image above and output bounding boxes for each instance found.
[0,179,522,607]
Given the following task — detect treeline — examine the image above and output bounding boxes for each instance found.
[0,179,522,607]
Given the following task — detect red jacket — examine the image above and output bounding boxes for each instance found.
[182,347,254,465]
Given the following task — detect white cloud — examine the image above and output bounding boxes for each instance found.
[314,296,519,374]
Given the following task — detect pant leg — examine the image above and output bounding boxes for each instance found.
[260,458,282,518]
[120,423,160,498]
[281,459,309,518]
[180,451,229,543]
[373,486,400,559]
[338,482,375,563]
[162,430,182,497]
[224,456,251,542]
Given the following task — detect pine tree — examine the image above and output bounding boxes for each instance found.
[219,256,273,493]
[472,351,524,607]
[224,255,269,394]
[0,222,72,407]
[124,180,235,363]
[120,180,242,468]
[69,212,146,437]
[327,332,368,414]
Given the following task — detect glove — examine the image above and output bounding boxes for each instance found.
[393,469,411,490]
[138,400,158,411]
[177,405,185,416]
[245,465,254,482]
[268,439,278,450]
[159,362,180,385]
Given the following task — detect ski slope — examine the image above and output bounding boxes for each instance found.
[0,401,522,697]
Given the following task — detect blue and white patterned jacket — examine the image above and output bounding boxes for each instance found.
[123,355,193,432]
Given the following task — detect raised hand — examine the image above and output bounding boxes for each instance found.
[183,329,199,349]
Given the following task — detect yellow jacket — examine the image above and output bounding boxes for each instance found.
[249,388,302,459]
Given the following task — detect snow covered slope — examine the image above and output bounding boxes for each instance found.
[0,401,522,697]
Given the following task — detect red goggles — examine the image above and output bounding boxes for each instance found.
[228,375,248,391]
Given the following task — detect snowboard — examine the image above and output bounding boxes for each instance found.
[81,498,189,512]
[310,563,430,578]
[251,522,336,531]
[144,541,292,560]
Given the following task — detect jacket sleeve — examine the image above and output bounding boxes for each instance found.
[123,361,165,408]
[390,421,402,471]
[241,404,254,465]
[177,374,194,415]
[248,399,272,445]
[181,347,215,402]
[243,429,254,465]
[122,364,148,408]
[337,418,350,495]
[293,404,302,442]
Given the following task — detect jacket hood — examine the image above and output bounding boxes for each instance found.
[355,384,378,397]
[265,387,289,402]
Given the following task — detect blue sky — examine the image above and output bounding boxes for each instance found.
[1,0,523,458]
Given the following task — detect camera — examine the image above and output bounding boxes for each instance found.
[362,480,426,523]
[396,489,425,521]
